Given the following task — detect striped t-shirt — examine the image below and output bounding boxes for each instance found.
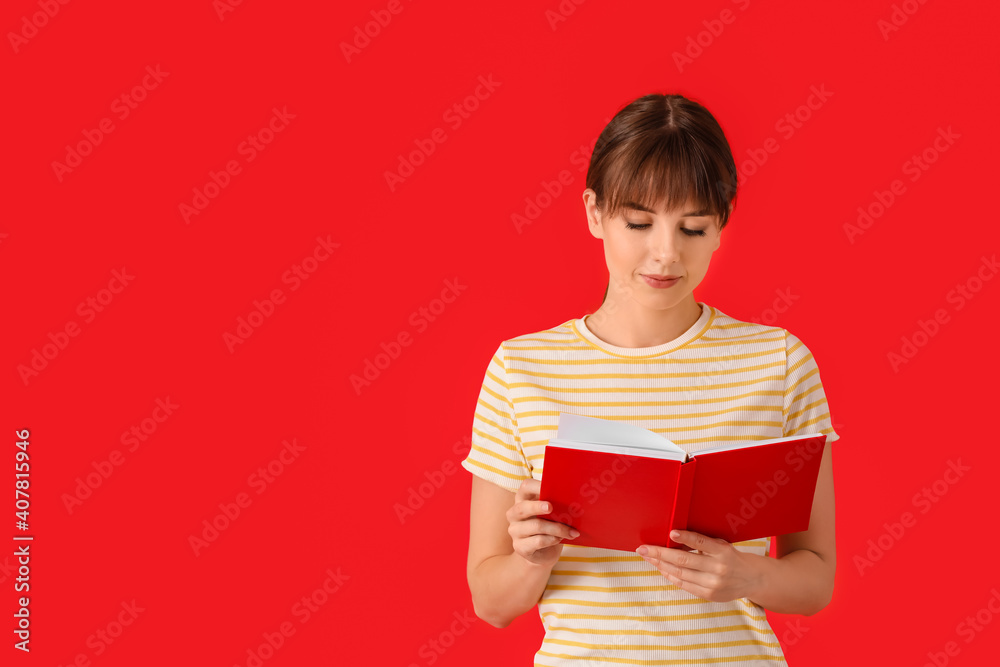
[461,301,840,666]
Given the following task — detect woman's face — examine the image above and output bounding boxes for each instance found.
[585,189,724,311]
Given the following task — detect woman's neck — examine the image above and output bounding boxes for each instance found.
[586,297,703,348]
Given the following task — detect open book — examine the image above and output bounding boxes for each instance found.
[538,413,828,552]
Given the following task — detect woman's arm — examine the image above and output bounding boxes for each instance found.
[470,553,554,628]
[745,440,836,615]
[467,477,556,628]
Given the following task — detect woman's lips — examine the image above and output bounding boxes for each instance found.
[641,274,681,289]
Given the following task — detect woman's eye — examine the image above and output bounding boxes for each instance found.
[625,222,706,237]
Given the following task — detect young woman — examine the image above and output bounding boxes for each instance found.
[463,93,839,665]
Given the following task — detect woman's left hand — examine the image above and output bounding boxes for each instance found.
[636,530,764,603]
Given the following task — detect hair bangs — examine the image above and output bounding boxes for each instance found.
[586,93,738,229]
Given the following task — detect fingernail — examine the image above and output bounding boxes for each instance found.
[637,546,648,556]
[570,530,580,538]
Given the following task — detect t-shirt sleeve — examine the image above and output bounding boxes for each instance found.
[460,341,533,494]
[783,330,841,445]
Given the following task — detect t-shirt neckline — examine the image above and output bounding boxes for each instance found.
[571,302,714,358]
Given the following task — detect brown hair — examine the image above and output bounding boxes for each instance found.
[586,93,739,303]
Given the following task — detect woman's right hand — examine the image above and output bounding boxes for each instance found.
[507,478,580,568]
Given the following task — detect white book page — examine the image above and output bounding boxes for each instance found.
[692,432,824,456]
[546,438,687,461]
[555,412,687,458]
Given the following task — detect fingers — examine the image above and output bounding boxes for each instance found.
[529,533,570,551]
[511,517,579,543]
[514,479,549,520]
[509,478,579,552]
[516,477,540,501]
[507,498,549,523]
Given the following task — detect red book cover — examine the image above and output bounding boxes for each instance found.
[539,413,827,552]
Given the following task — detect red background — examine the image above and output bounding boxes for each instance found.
[3,0,999,665]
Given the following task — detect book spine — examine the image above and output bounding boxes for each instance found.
[667,459,697,550]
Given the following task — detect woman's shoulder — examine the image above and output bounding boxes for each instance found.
[499,317,581,348]
[704,303,788,344]
[708,305,832,372]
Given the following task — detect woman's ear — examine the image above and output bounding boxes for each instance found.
[583,189,604,239]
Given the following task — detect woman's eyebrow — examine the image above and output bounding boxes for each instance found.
[623,201,710,217]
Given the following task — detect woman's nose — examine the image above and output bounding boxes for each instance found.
[650,231,680,264]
